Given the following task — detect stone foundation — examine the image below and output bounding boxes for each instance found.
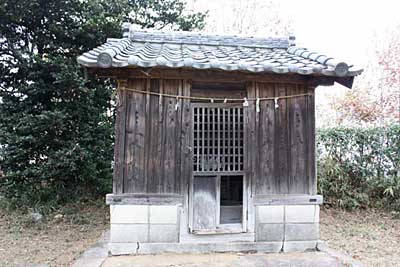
[110,205,180,244]
[256,204,320,251]
[109,201,321,255]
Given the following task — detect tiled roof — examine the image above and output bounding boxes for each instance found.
[77,24,363,78]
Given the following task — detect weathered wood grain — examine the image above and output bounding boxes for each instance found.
[146,79,161,193]
[192,176,218,230]
[113,77,317,204]
[274,83,289,194]
[256,82,276,194]
[124,79,147,193]
[91,67,337,87]
[160,79,181,193]
[245,82,257,197]
[191,86,246,102]
[157,79,165,193]
[113,80,128,194]
[143,79,151,192]
[307,86,317,194]
[180,80,192,195]
[288,83,308,194]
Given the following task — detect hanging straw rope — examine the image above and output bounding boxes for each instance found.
[117,87,313,103]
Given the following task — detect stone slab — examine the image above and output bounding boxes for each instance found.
[110,224,149,243]
[254,195,323,205]
[110,205,148,224]
[150,205,178,224]
[256,205,284,223]
[285,205,316,223]
[283,241,318,252]
[180,232,255,243]
[314,205,320,223]
[285,223,319,241]
[149,224,178,243]
[256,223,284,242]
[109,241,283,255]
[103,251,346,267]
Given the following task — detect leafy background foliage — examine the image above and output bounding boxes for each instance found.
[317,125,400,211]
[0,0,206,211]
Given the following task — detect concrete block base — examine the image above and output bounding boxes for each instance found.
[109,204,179,244]
[283,241,318,252]
[108,200,321,255]
[109,241,283,255]
[256,204,320,243]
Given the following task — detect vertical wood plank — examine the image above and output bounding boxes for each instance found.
[211,107,215,171]
[246,82,257,197]
[147,79,161,193]
[124,79,146,193]
[275,83,289,194]
[123,85,134,193]
[175,80,183,194]
[256,82,276,194]
[206,107,209,172]
[227,108,231,171]
[136,79,147,193]
[288,83,308,194]
[113,80,127,194]
[232,108,236,171]
[192,176,218,230]
[157,80,165,193]
[307,85,317,194]
[143,79,151,192]
[222,107,226,171]
[217,108,221,171]
[201,107,205,172]
[163,79,180,193]
[180,80,191,196]
[196,107,200,172]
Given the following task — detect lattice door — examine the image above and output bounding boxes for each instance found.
[192,104,244,172]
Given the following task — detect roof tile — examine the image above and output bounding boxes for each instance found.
[77,27,363,78]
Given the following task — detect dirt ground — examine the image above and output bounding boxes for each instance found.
[320,208,400,267]
[0,203,399,267]
[0,200,109,267]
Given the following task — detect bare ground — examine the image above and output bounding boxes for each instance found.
[320,208,400,267]
[0,200,109,267]
[0,203,399,267]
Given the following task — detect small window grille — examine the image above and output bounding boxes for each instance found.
[193,105,244,172]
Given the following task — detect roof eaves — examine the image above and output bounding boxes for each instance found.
[287,46,362,77]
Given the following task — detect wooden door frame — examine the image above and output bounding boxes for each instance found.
[188,102,248,234]
[189,173,247,234]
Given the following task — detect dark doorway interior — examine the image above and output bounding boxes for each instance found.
[220,175,243,224]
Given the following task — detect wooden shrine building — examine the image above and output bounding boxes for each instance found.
[78,23,362,255]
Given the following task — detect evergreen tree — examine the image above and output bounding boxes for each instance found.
[0,0,206,208]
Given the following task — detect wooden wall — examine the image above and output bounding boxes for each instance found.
[113,77,316,196]
[113,78,191,194]
[247,82,316,195]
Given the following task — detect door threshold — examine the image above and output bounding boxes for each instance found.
[192,229,244,235]
[180,232,255,243]
[192,223,244,235]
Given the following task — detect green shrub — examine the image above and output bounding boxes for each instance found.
[317,124,400,211]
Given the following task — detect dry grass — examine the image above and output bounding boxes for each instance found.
[320,208,400,267]
[0,200,109,267]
